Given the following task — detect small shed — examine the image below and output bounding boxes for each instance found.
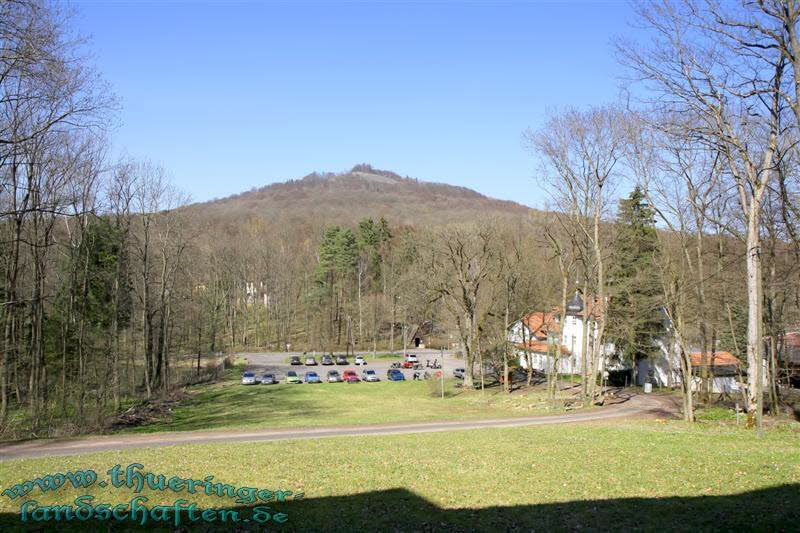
[688,351,742,394]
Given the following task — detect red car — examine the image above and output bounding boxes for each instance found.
[343,369,360,383]
[402,361,414,369]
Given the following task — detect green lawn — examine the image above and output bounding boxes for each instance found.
[123,366,562,434]
[1,421,798,531]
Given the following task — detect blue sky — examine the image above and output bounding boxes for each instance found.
[75,0,636,209]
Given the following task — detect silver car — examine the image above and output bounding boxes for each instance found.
[361,369,380,382]
[327,370,343,383]
[241,372,257,385]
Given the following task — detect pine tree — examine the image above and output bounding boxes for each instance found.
[357,218,381,285]
[607,187,665,368]
[315,226,357,285]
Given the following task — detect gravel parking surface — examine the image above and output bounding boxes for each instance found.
[239,349,461,382]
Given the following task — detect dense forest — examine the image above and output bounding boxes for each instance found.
[2,0,799,438]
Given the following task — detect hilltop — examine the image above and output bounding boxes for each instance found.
[191,164,536,228]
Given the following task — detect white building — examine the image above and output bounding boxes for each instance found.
[509,294,747,394]
[509,292,614,375]
[636,337,746,394]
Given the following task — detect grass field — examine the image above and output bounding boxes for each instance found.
[124,365,563,434]
[1,420,798,531]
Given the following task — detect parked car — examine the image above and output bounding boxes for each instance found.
[362,369,380,382]
[241,371,258,385]
[405,353,418,363]
[335,355,349,365]
[354,355,367,366]
[285,371,301,384]
[321,355,333,365]
[327,370,342,383]
[305,356,317,366]
[402,361,414,369]
[290,356,302,365]
[387,369,406,381]
[260,373,277,385]
[342,369,360,383]
[304,371,321,383]
[453,368,465,379]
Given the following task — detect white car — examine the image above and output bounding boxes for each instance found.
[361,369,380,382]
[404,354,418,363]
[241,372,258,385]
[354,355,367,366]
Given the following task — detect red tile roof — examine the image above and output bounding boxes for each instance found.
[517,341,571,356]
[521,311,560,338]
[520,300,601,340]
[689,351,740,367]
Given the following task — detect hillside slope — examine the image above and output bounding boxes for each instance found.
[191,164,536,227]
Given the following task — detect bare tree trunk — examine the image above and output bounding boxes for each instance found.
[768,334,779,413]
[745,210,764,431]
[588,201,606,404]
[464,314,474,388]
[696,229,710,402]
[553,268,570,406]
[504,299,510,394]
[477,335,484,393]
[670,304,695,423]
[576,275,589,397]
[390,296,396,354]
[521,320,533,386]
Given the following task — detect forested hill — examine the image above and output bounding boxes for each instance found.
[190,164,537,227]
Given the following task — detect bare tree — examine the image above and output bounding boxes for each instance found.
[527,105,625,403]
[129,161,189,397]
[544,215,578,406]
[423,223,503,388]
[619,0,789,431]
[0,0,114,427]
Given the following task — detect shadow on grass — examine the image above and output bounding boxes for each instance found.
[1,484,797,531]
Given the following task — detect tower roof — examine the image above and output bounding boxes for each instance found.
[565,292,584,315]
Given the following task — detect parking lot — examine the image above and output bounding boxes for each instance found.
[238,349,463,383]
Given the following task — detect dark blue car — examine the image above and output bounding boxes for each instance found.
[304,371,321,383]
[387,369,406,381]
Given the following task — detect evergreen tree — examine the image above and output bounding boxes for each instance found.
[313,226,359,346]
[607,187,665,367]
[46,219,130,383]
[315,226,357,285]
[356,218,393,287]
[377,217,392,243]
